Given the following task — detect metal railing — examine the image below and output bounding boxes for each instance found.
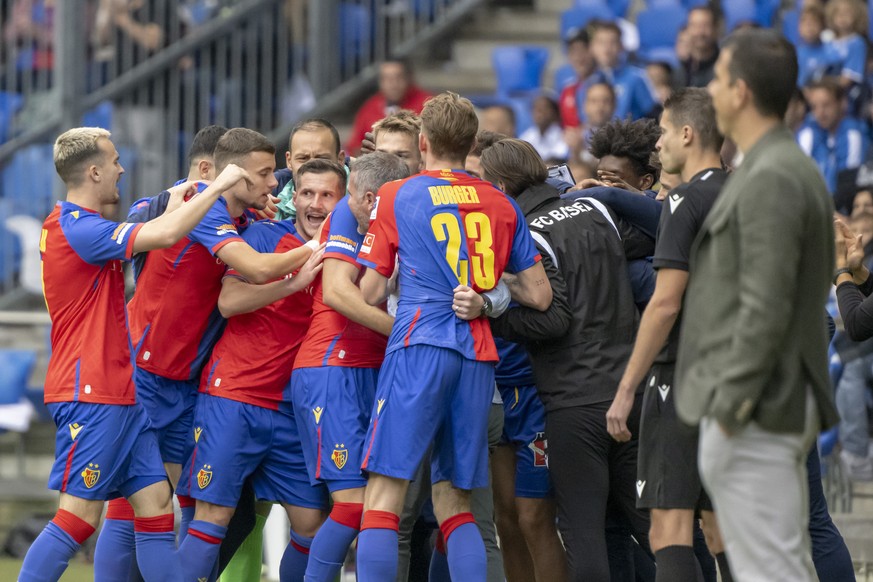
[0,0,482,301]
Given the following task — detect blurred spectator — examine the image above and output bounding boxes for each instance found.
[92,0,163,66]
[566,81,616,167]
[479,104,516,137]
[3,0,55,88]
[797,2,839,89]
[785,88,809,133]
[587,20,657,120]
[824,0,867,113]
[519,94,568,162]
[674,25,690,64]
[345,59,431,155]
[558,29,595,128]
[645,62,673,104]
[674,6,719,89]
[853,189,873,219]
[797,77,867,193]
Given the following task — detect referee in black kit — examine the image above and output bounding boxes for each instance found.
[605,88,733,582]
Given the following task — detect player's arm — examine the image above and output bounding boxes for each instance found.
[359,267,390,307]
[504,261,552,311]
[132,164,249,253]
[216,239,316,285]
[322,258,394,336]
[217,245,325,317]
[606,267,688,442]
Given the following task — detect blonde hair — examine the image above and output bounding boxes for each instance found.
[54,127,111,185]
[826,0,868,36]
[372,109,421,141]
[419,92,478,160]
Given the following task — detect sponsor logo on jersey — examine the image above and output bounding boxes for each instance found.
[194,426,202,443]
[529,432,548,467]
[668,194,684,214]
[111,222,134,245]
[326,234,358,254]
[82,463,100,488]
[215,224,237,236]
[658,384,671,402]
[313,406,324,425]
[529,199,593,229]
[361,232,375,254]
[71,211,80,219]
[331,444,348,469]
[197,465,213,489]
[377,398,386,414]
[69,423,84,441]
[636,479,646,498]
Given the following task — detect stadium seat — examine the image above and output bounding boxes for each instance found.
[83,100,113,130]
[0,350,36,406]
[1,143,55,218]
[560,6,615,42]
[492,46,550,98]
[5,214,43,295]
[781,9,800,46]
[572,0,621,18]
[639,46,679,69]
[756,0,781,27]
[680,0,707,8]
[0,203,23,288]
[647,0,683,7]
[0,92,24,143]
[508,95,536,135]
[723,0,758,32]
[637,5,687,55]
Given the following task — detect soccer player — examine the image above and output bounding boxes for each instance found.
[290,152,409,581]
[605,88,731,582]
[176,158,346,582]
[19,127,251,582]
[354,92,553,581]
[372,110,423,175]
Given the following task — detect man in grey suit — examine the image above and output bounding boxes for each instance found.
[676,29,840,582]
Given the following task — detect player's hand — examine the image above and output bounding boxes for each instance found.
[452,285,485,320]
[290,243,325,288]
[569,178,607,191]
[597,171,640,194]
[256,195,280,220]
[213,163,254,192]
[166,180,200,212]
[361,131,376,154]
[606,390,634,442]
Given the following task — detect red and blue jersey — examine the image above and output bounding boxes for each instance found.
[495,338,536,387]
[127,197,242,381]
[41,202,143,405]
[201,220,314,411]
[357,169,541,362]
[294,197,388,370]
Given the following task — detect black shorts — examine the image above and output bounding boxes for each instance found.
[636,363,711,512]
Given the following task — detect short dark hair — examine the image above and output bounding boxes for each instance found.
[213,128,275,172]
[589,19,622,40]
[663,88,724,153]
[721,29,798,119]
[589,119,661,178]
[295,158,348,193]
[288,118,341,155]
[470,130,507,158]
[479,138,548,198]
[688,5,718,27]
[565,27,589,46]
[187,125,228,168]
[805,76,845,102]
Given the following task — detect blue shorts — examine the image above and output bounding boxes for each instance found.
[177,393,328,510]
[498,384,552,498]
[362,345,494,490]
[134,367,197,465]
[47,402,166,500]
[291,366,377,492]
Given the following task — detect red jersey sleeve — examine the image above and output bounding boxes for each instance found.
[356,181,400,277]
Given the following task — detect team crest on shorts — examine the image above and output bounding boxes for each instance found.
[529,433,548,467]
[331,444,348,469]
[81,463,100,488]
[197,465,213,489]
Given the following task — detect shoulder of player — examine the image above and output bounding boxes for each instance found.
[241,218,297,246]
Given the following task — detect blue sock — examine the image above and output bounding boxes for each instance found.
[428,533,451,582]
[443,515,486,582]
[356,510,400,582]
[177,495,196,545]
[178,519,227,582]
[280,529,314,582]
[19,510,95,582]
[304,506,361,582]
[93,518,136,581]
[135,515,182,582]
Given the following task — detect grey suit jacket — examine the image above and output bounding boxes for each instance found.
[676,125,840,434]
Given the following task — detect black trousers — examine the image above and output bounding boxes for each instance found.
[546,399,651,582]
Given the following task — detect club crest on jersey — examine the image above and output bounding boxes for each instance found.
[81,463,100,488]
[313,406,324,425]
[361,232,375,254]
[331,444,348,469]
[194,426,202,443]
[197,465,213,489]
[69,423,84,441]
[528,432,548,467]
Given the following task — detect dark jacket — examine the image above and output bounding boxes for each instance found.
[491,182,641,412]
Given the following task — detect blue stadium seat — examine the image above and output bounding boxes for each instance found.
[647,0,682,7]
[0,92,24,143]
[756,0,781,27]
[680,0,707,8]
[0,202,23,288]
[639,46,679,69]
[781,9,800,46]
[508,95,536,136]
[1,144,55,218]
[637,5,687,55]
[553,64,578,90]
[339,2,371,59]
[572,0,620,18]
[723,0,758,32]
[83,100,113,130]
[560,6,615,42]
[492,46,550,98]
[0,350,36,405]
